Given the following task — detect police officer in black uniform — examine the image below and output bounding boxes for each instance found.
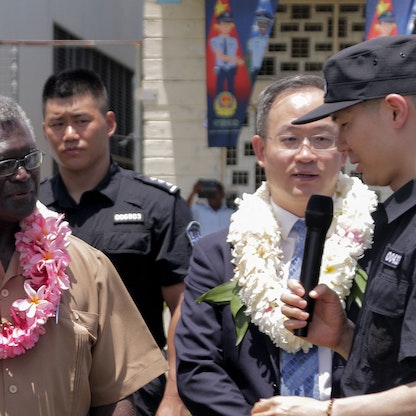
[39,68,193,416]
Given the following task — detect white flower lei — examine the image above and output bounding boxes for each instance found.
[227,173,378,353]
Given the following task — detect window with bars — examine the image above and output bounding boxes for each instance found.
[258,2,366,78]
[244,142,255,157]
[226,147,237,166]
[53,25,135,169]
[232,171,249,186]
[255,163,266,190]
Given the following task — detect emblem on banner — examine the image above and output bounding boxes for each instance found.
[214,91,237,117]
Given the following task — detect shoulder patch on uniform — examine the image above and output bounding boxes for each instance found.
[382,247,403,269]
[135,174,180,194]
[186,221,202,247]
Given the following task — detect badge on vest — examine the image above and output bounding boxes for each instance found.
[113,212,143,224]
[382,248,403,269]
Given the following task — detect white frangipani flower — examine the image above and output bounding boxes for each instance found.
[227,173,378,353]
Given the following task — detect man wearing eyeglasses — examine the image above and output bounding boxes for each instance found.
[0,149,43,179]
[175,75,377,415]
[0,95,167,415]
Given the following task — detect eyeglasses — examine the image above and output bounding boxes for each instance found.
[266,134,338,151]
[0,150,43,177]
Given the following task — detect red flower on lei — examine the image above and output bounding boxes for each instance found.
[0,208,71,359]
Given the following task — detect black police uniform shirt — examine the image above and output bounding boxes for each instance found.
[39,161,193,348]
[341,179,416,396]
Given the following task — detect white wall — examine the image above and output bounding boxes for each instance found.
[142,0,223,199]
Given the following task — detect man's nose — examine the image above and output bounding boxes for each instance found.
[295,140,317,158]
[336,133,348,152]
[64,125,77,137]
[11,164,30,182]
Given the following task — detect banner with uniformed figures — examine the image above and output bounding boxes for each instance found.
[206,0,278,147]
[365,0,416,39]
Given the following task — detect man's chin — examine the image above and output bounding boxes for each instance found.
[8,199,37,221]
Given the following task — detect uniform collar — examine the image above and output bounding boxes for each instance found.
[383,179,416,224]
[48,160,120,208]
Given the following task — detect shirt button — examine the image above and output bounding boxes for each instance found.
[9,385,17,394]
[1,289,9,297]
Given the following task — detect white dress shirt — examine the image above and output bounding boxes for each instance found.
[271,199,332,400]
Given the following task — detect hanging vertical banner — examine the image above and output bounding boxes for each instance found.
[206,0,278,147]
[365,0,416,39]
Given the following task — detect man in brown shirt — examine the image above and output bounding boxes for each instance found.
[0,95,166,415]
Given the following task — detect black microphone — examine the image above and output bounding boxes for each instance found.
[293,194,333,337]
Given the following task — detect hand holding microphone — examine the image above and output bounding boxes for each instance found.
[293,194,333,337]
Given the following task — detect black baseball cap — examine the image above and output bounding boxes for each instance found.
[293,35,416,124]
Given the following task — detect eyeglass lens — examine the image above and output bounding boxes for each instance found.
[0,150,43,176]
[270,135,336,150]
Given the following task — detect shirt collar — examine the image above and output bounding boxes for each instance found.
[383,179,416,224]
[50,160,120,207]
[269,197,302,240]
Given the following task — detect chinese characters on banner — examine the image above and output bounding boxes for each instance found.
[365,0,416,39]
[206,0,278,147]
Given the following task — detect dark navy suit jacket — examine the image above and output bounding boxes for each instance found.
[175,229,347,416]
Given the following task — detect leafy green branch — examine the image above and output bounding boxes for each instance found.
[347,267,368,310]
[196,281,250,345]
[197,267,368,346]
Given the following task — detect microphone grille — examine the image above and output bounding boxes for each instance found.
[305,194,333,230]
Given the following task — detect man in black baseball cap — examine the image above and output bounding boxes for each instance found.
[293,35,416,124]
[252,35,416,416]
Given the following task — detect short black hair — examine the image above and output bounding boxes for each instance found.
[256,75,324,138]
[42,68,109,116]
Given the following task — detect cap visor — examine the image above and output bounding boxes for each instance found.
[292,99,363,125]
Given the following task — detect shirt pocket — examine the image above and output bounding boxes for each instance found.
[364,272,407,364]
[102,230,151,255]
[70,308,99,344]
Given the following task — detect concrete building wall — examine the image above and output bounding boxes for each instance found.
[142,0,224,200]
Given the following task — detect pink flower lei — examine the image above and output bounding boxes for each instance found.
[0,207,71,359]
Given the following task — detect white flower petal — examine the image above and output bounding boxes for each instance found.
[228,174,377,352]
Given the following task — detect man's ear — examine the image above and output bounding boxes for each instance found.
[106,111,117,136]
[384,94,408,128]
[252,135,265,167]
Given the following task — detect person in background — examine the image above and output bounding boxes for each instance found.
[0,94,167,415]
[175,75,377,415]
[247,8,274,84]
[39,68,192,416]
[252,34,416,416]
[186,179,234,236]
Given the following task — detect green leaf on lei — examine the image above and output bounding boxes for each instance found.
[196,281,235,305]
[196,266,369,345]
[196,281,249,346]
[347,267,368,310]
